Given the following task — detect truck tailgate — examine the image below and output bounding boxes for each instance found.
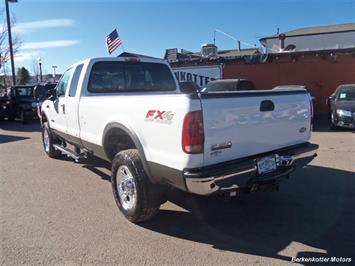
[200,90,312,166]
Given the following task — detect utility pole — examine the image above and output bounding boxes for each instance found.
[5,0,17,86]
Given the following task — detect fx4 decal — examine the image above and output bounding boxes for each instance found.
[145,110,174,124]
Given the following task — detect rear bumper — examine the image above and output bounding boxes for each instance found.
[183,142,318,195]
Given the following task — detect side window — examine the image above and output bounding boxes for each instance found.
[68,64,83,97]
[57,68,74,97]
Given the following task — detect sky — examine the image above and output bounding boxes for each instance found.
[1,0,354,75]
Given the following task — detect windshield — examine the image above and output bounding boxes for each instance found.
[15,87,33,97]
[337,87,355,101]
[202,80,256,93]
[203,82,237,92]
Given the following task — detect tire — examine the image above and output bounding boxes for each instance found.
[330,122,338,130]
[7,113,14,121]
[330,113,338,130]
[42,122,61,158]
[111,149,166,223]
[20,110,27,124]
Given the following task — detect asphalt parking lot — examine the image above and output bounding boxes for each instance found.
[1,118,354,265]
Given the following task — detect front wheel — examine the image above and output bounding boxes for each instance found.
[111,149,166,223]
[42,122,61,158]
[330,113,338,130]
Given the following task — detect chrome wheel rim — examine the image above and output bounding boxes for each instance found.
[116,165,137,211]
[43,129,50,152]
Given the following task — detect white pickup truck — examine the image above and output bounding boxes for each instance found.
[40,54,318,223]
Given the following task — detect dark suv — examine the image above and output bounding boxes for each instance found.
[6,85,36,123]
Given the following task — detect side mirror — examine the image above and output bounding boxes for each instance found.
[48,89,57,101]
[327,95,335,105]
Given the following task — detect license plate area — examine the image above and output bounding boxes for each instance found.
[256,155,277,175]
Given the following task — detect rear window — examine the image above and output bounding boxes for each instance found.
[88,62,176,93]
[15,87,33,97]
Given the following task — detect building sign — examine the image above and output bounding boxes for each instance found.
[172,65,222,87]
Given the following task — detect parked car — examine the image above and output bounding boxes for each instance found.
[201,79,256,92]
[6,85,36,123]
[328,84,355,129]
[273,85,316,105]
[40,55,318,223]
[0,92,8,121]
[34,83,57,117]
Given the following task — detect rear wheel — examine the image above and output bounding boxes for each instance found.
[111,149,166,223]
[42,122,61,158]
[20,110,27,124]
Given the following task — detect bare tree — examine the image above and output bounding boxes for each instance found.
[0,9,21,71]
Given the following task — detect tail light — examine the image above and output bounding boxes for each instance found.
[182,111,204,154]
[125,57,140,62]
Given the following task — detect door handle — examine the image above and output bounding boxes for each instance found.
[60,104,65,114]
[260,100,275,112]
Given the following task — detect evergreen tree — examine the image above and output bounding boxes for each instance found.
[16,67,30,85]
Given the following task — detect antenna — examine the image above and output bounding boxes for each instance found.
[214,29,256,50]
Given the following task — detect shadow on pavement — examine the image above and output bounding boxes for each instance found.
[141,165,355,263]
[0,120,42,132]
[0,134,30,144]
[81,156,111,182]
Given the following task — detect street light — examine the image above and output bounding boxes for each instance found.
[5,0,18,86]
[38,57,42,83]
[52,65,57,82]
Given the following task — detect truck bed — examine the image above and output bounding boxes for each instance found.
[200,89,312,166]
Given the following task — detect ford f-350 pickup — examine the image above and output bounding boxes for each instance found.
[40,54,318,223]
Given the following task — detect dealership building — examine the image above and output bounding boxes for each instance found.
[165,23,355,113]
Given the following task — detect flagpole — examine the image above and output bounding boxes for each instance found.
[118,30,125,52]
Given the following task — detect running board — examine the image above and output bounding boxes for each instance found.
[52,144,87,162]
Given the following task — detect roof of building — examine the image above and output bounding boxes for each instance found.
[217,48,260,57]
[260,23,355,40]
[165,48,260,62]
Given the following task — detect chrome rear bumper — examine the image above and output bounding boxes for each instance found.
[184,143,318,195]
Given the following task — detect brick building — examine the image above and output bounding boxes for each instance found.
[165,23,355,113]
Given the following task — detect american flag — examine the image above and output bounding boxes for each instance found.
[106,29,122,54]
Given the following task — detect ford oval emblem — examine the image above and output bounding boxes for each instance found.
[299,127,306,133]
